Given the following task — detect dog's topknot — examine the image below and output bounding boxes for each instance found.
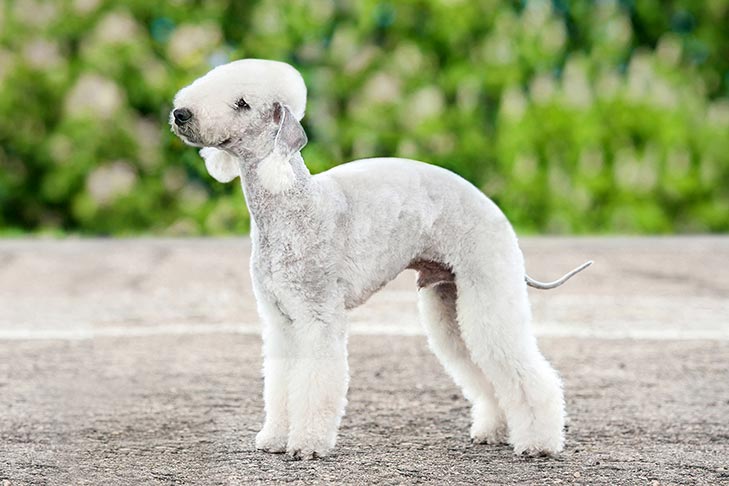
[210,59,307,121]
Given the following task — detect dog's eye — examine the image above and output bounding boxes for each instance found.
[235,98,250,110]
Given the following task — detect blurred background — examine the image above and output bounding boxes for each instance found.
[0,0,727,236]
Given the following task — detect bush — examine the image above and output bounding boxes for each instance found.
[0,0,727,235]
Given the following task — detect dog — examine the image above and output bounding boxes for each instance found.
[170,59,590,460]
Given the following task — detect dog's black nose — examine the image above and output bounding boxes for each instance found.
[173,108,192,125]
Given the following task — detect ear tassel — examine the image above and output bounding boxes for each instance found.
[256,118,296,193]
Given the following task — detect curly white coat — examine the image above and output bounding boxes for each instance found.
[171,59,567,460]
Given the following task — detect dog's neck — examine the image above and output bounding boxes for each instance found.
[238,151,316,231]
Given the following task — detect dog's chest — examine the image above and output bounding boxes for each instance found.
[251,226,335,305]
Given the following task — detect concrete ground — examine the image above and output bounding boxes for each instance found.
[0,237,728,485]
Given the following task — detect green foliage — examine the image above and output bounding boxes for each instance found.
[0,0,728,235]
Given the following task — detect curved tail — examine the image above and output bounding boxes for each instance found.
[525,260,593,290]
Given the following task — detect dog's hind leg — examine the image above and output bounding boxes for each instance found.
[454,242,565,456]
[417,283,508,445]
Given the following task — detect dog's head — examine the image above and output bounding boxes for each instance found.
[170,59,307,182]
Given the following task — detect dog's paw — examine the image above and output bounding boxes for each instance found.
[470,422,508,445]
[286,436,334,460]
[470,411,508,445]
[513,445,559,458]
[287,447,322,461]
[510,433,563,457]
[255,429,288,454]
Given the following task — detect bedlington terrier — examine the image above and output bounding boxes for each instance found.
[170,59,591,460]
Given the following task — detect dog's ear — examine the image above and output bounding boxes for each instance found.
[199,147,240,183]
[271,102,307,156]
[254,102,307,193]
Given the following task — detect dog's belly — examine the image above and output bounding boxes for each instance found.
[342,258,455,310]
[407,259,455,288]
[341,263,403,310]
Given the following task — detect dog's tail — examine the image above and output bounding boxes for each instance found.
[525,260,593,290]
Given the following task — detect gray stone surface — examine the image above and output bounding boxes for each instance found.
[1,237,728,484]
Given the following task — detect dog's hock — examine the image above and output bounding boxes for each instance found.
[200,147,240,183]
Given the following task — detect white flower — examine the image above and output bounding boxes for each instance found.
[180,183,208,210]
[699,157,718,186]
[626,51,654,101]
[578,148,604,177]
[297,42,325,63]
[397,139,419,158]
[522,0,551,31]
[500,86,527,120]
[603,16,632,47]
[134,117,162,169]
[92,11,141,45]
[23,39,62,70]
[614,147,658,191]
[168,23,222,68]
[482,35,515,65]
[13,0,57,28]
[656,34,682,67]
[208,48,231,68]
[86,161,138,206]
[407,86,445,121]
[362,73,401,104]
[308,98,338,138]
[345,46,379,74]
[707,100,729,127]
[649,79,678,109]
[391,43,427,76]
[541,20,566,54]
[479,11,518,65]
[308,0,335,23]
[49,135,73,164]
[530,73,556,105]
[140,56,167,91]
[65,74,125,119]
[0,49,13,83]
[666,148,691,176]
[513,153,538,180]
[351,133,378,159]
[73,0,100,15]
[548,165,571,194]
[165,219,198,236]
[561,57,593,109]
[456,77,481,112]
[328,27,359,64]
[427,133,456,155]
[252,3,283,35]
[595,70,622,100]
[163,167,187,192]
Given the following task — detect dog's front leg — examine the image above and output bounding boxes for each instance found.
[253,289,292,454]
[286,315,349,460]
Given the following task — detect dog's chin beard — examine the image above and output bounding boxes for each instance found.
[171,127,203,147]
[181,136,204,147]
[171,121,233,149]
